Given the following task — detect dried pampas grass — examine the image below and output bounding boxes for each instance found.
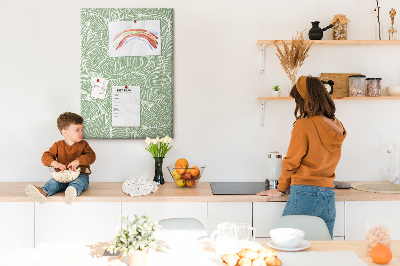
[273,31,313,86]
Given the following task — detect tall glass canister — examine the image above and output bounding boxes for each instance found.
[349,75,366,97]
[366,78,382,97]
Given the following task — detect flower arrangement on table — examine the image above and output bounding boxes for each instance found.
[107,215,164,265]
[145,136,173,157]
[145,136,173,184]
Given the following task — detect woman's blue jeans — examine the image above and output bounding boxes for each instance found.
[42,174,89,197]
[282,185,336,238]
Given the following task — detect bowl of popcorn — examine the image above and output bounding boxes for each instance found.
[50,167,80,183]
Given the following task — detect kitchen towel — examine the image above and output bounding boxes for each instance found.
[277,251,367,266]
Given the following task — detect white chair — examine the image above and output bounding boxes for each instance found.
[156,218,209,250]
[158,218,207,232]
[274,215,332,241]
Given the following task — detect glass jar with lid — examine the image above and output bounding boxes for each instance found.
[366,78,382,97]
[349,75,366,97]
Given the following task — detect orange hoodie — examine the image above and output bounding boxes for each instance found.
[277,116,346,192]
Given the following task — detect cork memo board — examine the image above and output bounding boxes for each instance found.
[319,73,361,98]
[80,8,173,139]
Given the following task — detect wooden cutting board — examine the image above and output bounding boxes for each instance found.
[319,73,361,98]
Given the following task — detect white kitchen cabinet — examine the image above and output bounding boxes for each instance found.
[345,201,400,240]
[0,203,34,257]
[35,202,121,247]
[207,202,252,235]
[253,202,345,238]
[253,202,286,238]
[122,202,207,230]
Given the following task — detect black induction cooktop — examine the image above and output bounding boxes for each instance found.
[210,182,266,195]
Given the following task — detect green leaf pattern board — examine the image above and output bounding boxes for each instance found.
[80,8,173,139]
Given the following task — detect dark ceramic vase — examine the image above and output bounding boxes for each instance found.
[308,21,333,40]
[153,157,165,185]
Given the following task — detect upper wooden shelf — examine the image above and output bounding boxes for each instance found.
[258,96,400,101]
[256,40,400,46]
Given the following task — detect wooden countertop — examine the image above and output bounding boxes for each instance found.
[2,241,399,265]
[2,181,400,202]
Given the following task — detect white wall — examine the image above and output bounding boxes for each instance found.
[0,0,399,183]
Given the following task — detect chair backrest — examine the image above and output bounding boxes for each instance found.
[158,218,206,231]
[274,215,332,241]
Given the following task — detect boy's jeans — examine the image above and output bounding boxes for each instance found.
[42,174,89,197]
[282,185,336,239]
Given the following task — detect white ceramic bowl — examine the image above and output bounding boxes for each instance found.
[270,228,305,249]
[386,86,400,96]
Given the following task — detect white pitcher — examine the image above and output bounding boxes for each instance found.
[210,222,237,255]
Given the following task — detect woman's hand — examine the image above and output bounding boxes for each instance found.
[256,189,283,203]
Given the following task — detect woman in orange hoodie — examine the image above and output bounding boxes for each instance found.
[257,76,346,238]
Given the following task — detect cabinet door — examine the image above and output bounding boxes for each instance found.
[0,203,34,257]
[253,202,345,238]
[122,202,207,230]
[345,201,400,240]
[253,202,286,238]
[207,202,252,235]
[333,202,345,237]
[35,202,121,247]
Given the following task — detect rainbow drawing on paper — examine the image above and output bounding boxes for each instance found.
[109,20,161,57]
[112,29,159,50]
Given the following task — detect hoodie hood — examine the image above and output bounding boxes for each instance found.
[310,116,346,152]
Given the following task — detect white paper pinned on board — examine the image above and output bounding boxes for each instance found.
[90,77,108,99]
[112,86,140,127]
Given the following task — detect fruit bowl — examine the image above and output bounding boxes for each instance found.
[50,167,80,183]
[167,164,206,188]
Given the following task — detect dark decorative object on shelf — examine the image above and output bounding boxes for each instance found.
[153,157,165,184]
[321,79,334,95]
[308,21,333,40]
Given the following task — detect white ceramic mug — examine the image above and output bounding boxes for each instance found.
[234,223,256,249]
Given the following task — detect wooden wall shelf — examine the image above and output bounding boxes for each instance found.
[258,96,400,101]
[257,40,400,46]
[258,96,400,127]
[257,40,400,74]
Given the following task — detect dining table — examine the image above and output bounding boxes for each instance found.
[0,240,399,265]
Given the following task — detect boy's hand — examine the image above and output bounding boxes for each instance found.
[51,161,66,171]
[67,160,80,171]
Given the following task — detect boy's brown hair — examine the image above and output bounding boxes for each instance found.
[290,76,336,120]
[57,112,84,132]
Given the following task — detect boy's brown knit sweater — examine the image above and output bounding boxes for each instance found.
[42,140,96,175]
[277,116,346,192]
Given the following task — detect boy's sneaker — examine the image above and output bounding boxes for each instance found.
[25,185,47,204]
[65,186,77,205]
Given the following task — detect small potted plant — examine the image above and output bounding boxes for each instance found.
[107,215,164,266]
[272,85,281,97]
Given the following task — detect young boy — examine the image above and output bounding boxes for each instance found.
[25,112,96,204]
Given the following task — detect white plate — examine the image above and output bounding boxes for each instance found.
[267,239,311,251]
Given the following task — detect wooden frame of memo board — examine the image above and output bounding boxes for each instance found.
[80,8,173,139]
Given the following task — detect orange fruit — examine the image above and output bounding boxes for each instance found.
[370,244,392,264]
[175,158,189,168]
